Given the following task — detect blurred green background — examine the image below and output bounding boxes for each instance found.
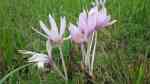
[0,0,150,84]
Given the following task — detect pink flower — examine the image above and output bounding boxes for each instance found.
[95,0,117,30]
[39,14,66,45]
[69,23,87,44]
[68,6,98,44]
[78,9,97,36]
[69,7,97,44]
[95,7,116,29]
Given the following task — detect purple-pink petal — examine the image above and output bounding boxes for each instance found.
[79,11,88,32]
[69,24,86,44]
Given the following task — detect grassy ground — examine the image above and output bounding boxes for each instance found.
[0,0,150,84]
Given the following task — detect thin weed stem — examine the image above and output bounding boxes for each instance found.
[59,47,68,83]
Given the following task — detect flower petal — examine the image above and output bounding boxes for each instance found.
[69,23,78,33]
[19,50,49,63]
[105,19,117,26]
[95,7,110,28]
[69,23,85,44]
[79,10,88,31]
[99,7,107,16]
[88,7,97,32]
[18,50,37,55]
[95,0,99,6]
[89,6,98,15]
[39,20,50,36]
[99,0,106,7]
[28,53,49,63]
[60,16,66,37]
[36,62,45,69]
[48,14,59,36]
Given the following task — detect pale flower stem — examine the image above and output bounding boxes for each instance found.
[59,47,68,82]
[86,32,95,71]
[46,41,65,80]
[90,32,97,73]
[53,62,66,80]
[80,44,85,64]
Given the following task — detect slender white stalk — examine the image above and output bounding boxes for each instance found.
[59,47,68,82]
[32,27,48,38]
[46,41,52,57]
[80,44,86,64]
[86,33,95,70]
[90,32,97,73]
[46,41,65,80]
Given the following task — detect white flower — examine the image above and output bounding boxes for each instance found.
[18,50,52,69]
[39,14,66,45]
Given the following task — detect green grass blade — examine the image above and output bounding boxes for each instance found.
[136,64,144,84]
[0,63,32,84]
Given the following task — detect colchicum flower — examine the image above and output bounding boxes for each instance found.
[69,23,87,44]
[18,50,53,69]
[95,0,117,30]
[78,9,97,36]
[18,41,53,69]
[21,14,68,80]
[39,14,66,46]
[69,8,98,44]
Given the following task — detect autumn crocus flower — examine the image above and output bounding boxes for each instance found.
[69,8,98,44]
[95,0,117,30]
[69,23,88,44]
[18,50,53,69]
[18,41,53,69]
[78,9,97,36]
[35,14,66,46]
[19,39,67,80]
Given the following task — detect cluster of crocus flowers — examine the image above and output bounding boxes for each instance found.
[69,0,116,77]
[18,0,116,83]
[70,0,116,44]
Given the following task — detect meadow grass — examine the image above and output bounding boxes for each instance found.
[0,0,150,84]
